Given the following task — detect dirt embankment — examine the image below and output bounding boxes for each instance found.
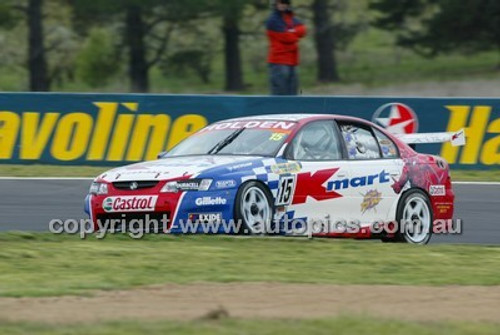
[1,283,499,324]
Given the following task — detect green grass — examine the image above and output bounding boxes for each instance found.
[0,165,107,178]
[1,317,500,335]
[0,233,499,297]
[451,170,500,182]
[0,164,498,181]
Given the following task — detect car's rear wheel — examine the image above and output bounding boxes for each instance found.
[382,189,433,245]
[234,181,273,235]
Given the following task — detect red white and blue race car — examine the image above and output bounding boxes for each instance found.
[85,114,465,244]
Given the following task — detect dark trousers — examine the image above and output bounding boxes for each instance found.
[269,64,299,95]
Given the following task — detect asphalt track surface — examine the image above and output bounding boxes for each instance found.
[0,179,498,244]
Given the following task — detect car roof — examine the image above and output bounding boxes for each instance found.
[223,113,367,124]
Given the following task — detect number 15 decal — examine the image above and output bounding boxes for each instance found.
[276,176,296,206]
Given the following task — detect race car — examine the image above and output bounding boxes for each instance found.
[85,114,465,244]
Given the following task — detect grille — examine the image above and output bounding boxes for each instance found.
[112,181,159,190]
[96,212,170,233]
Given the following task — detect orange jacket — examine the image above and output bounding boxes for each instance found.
[266,10,307,66]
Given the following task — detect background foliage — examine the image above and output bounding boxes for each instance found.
[0,0,499,93]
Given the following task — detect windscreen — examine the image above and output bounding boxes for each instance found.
[165,120,297,157]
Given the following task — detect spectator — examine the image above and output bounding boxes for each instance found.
[266,0,307,95]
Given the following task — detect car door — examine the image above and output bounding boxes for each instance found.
[282,120,352,232]
[336,120,403,226]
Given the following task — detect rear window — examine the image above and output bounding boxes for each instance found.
[374,129,399,159]
[339,123,381,160]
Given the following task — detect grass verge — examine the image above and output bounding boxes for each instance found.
[450,170,500,182]
[0,233,499,297]
[0,165,499,182]
[1,317,500,335]
[0,165,107,178]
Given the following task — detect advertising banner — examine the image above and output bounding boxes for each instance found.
[0,93,498,169]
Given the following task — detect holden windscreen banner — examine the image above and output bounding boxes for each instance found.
[0,93,498,169]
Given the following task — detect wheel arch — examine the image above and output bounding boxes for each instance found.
[397,187,431,214]
[234,178,275,205]
[388,186,431,222]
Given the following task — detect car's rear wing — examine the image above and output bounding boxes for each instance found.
[396,129,466,147]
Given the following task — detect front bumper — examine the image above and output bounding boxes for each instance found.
[85,188,238,234]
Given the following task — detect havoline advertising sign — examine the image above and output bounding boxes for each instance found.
[0,94,498,169]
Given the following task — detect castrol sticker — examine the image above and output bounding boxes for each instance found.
[103,196,158,213]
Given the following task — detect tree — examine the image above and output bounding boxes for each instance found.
[204,0,267,91]
[222,5,244,91]
[125,3,149,92]
[76,28,120,87]
[0,2,18,29]
[164,49,213,84]
[312,0,339,82]
[70,0,202,92]
[0,0,78,91]
[27,0,50,91]
[370,0,500,64]
[0,0,51,91]
[369,0,430,32]
[208,0,248,91]
[310,0,362,82]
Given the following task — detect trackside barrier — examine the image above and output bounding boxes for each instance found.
[0,93,498,169]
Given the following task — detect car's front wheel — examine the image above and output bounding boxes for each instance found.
[234,181,273,235]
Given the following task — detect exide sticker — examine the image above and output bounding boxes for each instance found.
[188,213,223,223]
[103,196,158,213]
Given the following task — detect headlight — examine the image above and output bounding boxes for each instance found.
[162,181,180,193]
[161,179,212,193]
[89,182,108,195]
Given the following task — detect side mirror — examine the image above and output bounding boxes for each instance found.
[157,151,168,159]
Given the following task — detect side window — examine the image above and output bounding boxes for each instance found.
[339,123,381,160]
[374,128,399,159]
[286,121,341,161]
